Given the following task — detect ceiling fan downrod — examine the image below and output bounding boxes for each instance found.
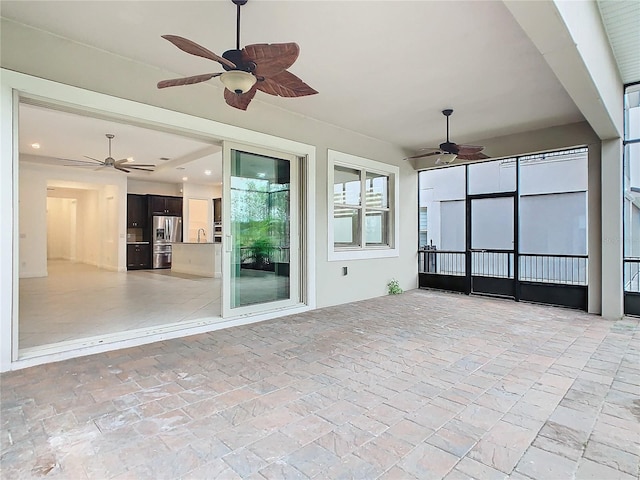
[232,0,248,51]
[442,109,453,143]
[106,134,115,159]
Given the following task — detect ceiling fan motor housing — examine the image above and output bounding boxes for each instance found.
[439,141,459,154]
[221,49,256,73]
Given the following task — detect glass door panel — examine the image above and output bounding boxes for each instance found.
[222,143,299,316]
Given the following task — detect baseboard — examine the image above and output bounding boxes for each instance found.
[19,269,48,278]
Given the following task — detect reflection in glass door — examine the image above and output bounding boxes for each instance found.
[223,145,299,315]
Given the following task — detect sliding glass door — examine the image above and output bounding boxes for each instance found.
[222,143,300,317]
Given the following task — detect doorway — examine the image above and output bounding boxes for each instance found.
[467,194,517,298]
[222,144,301,317]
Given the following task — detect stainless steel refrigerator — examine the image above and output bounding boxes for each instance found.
[152,216,182,269]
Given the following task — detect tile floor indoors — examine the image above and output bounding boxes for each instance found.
[19,260,222,349]
[1,289,639,479]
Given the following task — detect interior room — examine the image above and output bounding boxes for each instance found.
[18,103,225,353]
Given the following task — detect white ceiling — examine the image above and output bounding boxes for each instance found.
[597,0,640,86]
[19,103,222,185]
[2,0,627,176]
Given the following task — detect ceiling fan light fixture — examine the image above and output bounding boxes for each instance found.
[220,70,256,94]
[435,153,458,165]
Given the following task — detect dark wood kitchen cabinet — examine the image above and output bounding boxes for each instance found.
[127,243,150,269]
[127,194,148,228]
[148,195,183,216]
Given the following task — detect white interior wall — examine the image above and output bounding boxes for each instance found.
[101,184,121,271]
[18,162,126,276]
[77,189,99,267]
[183,183,217,243]
[127,179,181,196]
[18,166,47,278]
[46,197,74,260]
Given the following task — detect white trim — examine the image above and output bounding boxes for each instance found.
[0,69,317,371]
[9,304,311,372]
[328,149,400,261]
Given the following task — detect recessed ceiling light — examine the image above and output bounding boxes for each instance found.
[204,170,212,176]
[31,143,40,149]
[182,176,188,181]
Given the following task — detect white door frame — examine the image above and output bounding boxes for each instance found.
[222,141,302,318]
[0,69,317,371]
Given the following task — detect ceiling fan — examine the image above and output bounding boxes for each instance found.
[157,0,317,111]
[406,109,489,165]
[65,134,156,173]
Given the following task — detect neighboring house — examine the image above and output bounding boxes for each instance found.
[0,1,635,371]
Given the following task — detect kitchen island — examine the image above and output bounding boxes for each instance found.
[171,242,222,278]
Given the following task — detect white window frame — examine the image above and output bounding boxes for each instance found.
[328,149,399,261]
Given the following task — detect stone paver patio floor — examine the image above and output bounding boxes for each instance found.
[1,289,639,479]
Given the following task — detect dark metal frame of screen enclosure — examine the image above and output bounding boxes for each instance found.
[418,154,588,311]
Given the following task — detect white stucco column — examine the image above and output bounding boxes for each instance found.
[587,144,602,314]
[601,138,624,320]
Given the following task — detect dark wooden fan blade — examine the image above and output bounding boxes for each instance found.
[224,84,257,111]
[457,152,490,161]
[404,149,442,160]
[114,165,130,173]
[456,144,485,155]
[158,72,223,89]
[242,43,299,77]
[257,71,318,98]
[161,35,236,69]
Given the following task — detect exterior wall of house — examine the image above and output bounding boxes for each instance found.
[0,19,416,311]
[0,19,419,370]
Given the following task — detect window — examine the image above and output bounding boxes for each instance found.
[328,150,399,260]
[418,207,428,248]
